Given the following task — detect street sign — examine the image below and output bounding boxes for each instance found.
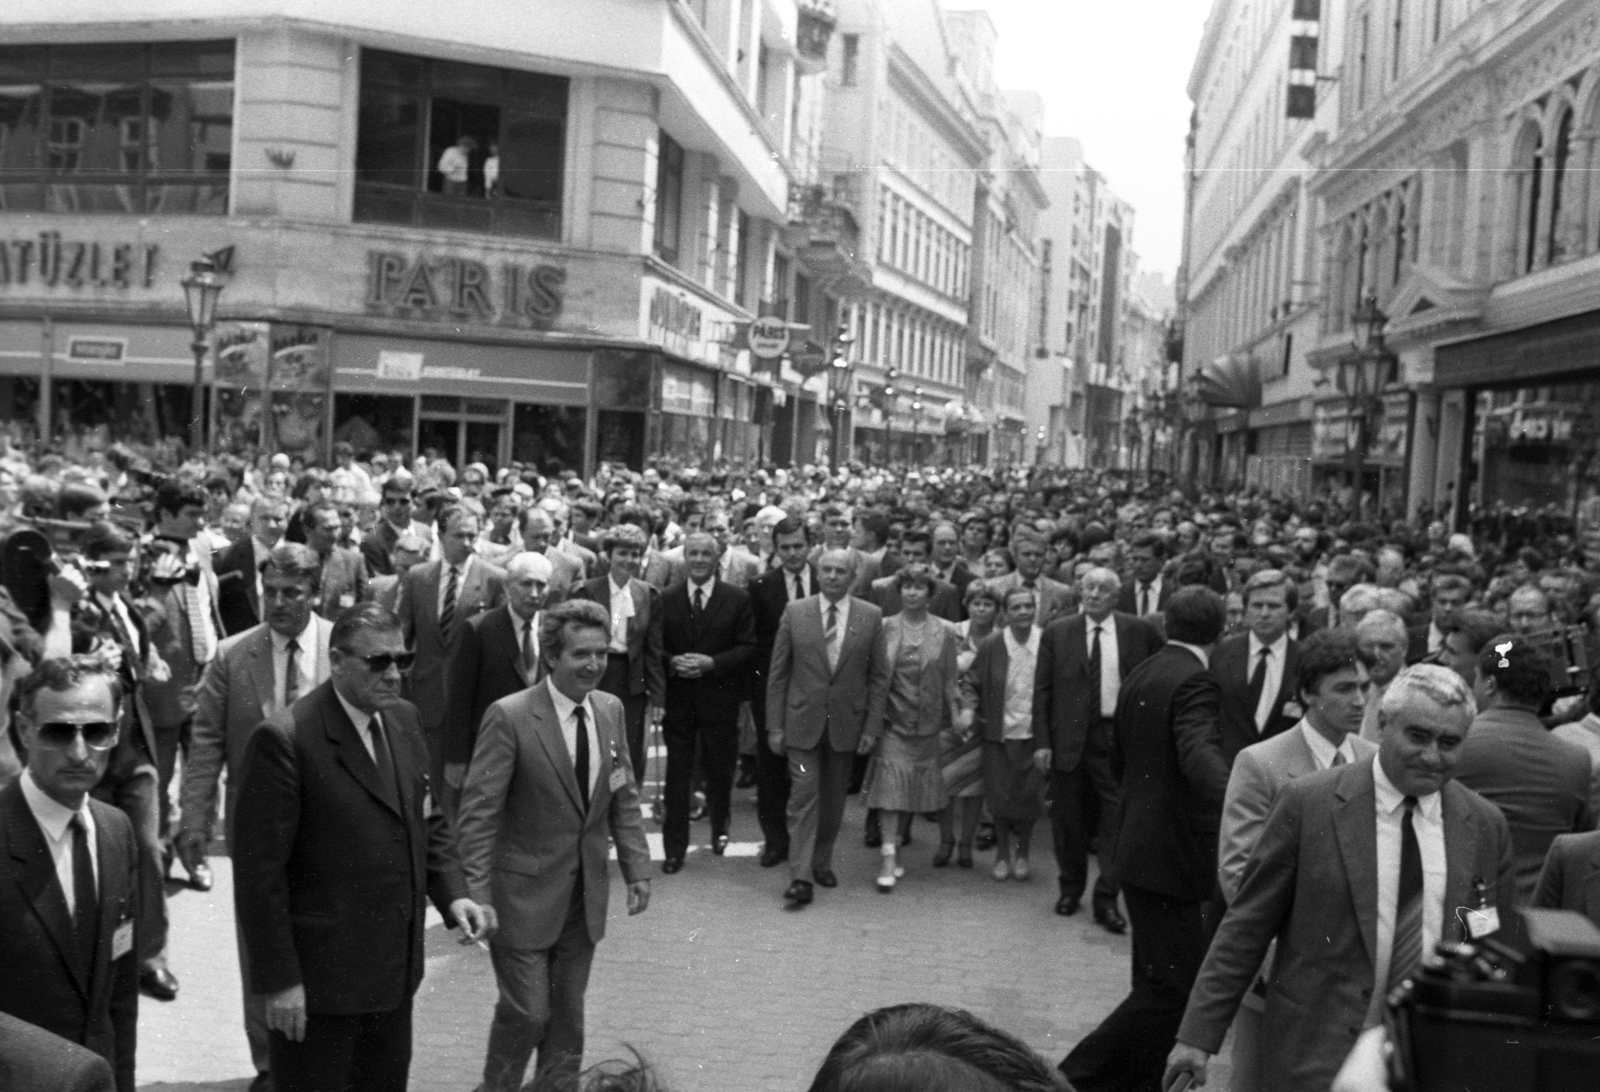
[746,315,790,360]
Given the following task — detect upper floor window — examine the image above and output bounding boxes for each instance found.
[653,131,685,266]
[841,35,859,87]
[355,49,567,241]
[0,40,233,215]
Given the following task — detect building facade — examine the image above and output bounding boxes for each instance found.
[0,0,845,473]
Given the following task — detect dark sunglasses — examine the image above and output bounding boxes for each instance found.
[340,649,416,673]
[37,721,120,751]
[382,496,411,506]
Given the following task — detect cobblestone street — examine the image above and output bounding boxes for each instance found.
[132,790,1233,1092]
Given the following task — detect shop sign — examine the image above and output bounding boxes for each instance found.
[661,363,717,417]
[644,279,742,368]
[374,349,484,382]
[365,250,565,330]
[0,233,159,290]
[744,316,790,360]
[66,337,127,362]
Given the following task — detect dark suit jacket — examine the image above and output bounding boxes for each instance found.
[1534,830,1600,929]
[1117,579,1173,618]
[314,546,367,622]
[359,519,401,578]
[395,556,506,729]
[442,604,540,767]
[214,538,264,637]
[1177,761,1518,1092]
[1033,611,1162,772]
[660,580,756,729]
[866,572,962,623]
[1211,633,1301,766]
[1109,643,1230,902]
[0,783,139,1092]
[0,1009,115,1092]
[572,575,665,705]
[232,683,467,1015]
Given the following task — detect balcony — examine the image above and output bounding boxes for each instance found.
[796,0,838,73]
[785,175,871,295]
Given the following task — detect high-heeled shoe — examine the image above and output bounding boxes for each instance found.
[957,843,973,868]
[876,857,905,893]
[932,840,955,867]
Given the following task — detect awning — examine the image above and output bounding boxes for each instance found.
[1196,353,1262,408]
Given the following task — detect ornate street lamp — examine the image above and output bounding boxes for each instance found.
[1336,293,1398,521]
[827,320,855,469]
[181,258,225,452]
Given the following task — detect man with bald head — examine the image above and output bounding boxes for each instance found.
[1034,566,1161,928]
[523,510,586,605]
[1356,610,1409,743]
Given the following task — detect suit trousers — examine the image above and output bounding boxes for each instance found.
[599,654,648,786]
[226,788,272,1076]
[1050,719,1121,904]
[269,998,412,1092]
[662,709,739,858]
[482,880,596,1092]
[151,716,190,842]
[1059,884,1209,1092]
[785,744,855,881]
[748,685,791,855]
[91,757,166,965]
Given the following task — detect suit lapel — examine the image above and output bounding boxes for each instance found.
[421,562,442,633]
[529,684,583,814]
[497,606,528,685]
[325,689,401,817]
[1441,782,1481,943]
[1332,764,1380,965]
[832,599,865,679]
[248,628,276,715]
[5,788,89,997]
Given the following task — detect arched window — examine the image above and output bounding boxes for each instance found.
[1522,124,1545,273]
[1547,108,1574,262]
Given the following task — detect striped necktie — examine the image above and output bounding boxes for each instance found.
[440,564,459,639]
[1388,796,1424,993]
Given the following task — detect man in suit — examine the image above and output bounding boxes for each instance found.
[177,543,334,1085]
[538,497,597,583]
[1407,572,1472,665]
[395,505,506,796]
[0,1010,115,1092]
[360,478,414,579]
[0,657,141,1092]
[1211,569,1303,766]
[658,532,756,872]
[523,510,586,604]
[765,548,891,908]
[301,500,367,621]
[456,599,652,1092]
[572,526,664,786]
[995,532,1075,628]
[232,603,489,1092]
[215,496,288,637]
[1059,586,1230,1092]
[1034,567,1161,929]
[1308,554,1373,633]
[1534,830,1600,927]
[1118,532,1173,619]
[1166,665,1518,1092]
[1356,609,1410,743]
[1216,630,1379,1092]
[929,522,975,615]
[442,551,553,816]
[847,509,896,596]
[866,530,961,622]
[364,529,428,615]
[703,509,762,588]
[747,517,815,868]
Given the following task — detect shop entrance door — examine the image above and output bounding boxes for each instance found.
[417,396,507,474]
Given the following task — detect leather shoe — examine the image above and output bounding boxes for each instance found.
[188,861,214,892]
[812,868,838,888]
[758,846,789,868]
[711,834,730,856]
[139,965,179,1001]
[661,856,684,875]
[1094,903,1128,935]
[1055,895,1082,917]
[783,879,814,907]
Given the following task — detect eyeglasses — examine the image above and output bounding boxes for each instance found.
[36,721,119,751]
[339,649,416,673]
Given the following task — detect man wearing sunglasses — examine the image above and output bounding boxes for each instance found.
[233,602,487,1092]
[360,478,415,579]
[0,656,141,1092]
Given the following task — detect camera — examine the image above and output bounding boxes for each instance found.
[1385,908,1600,1091]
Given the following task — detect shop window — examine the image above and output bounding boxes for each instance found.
[597,410,645,471]
[0,376,41,443]
[52,380,196,450]
[0,40,233,214]
[653,131,685,266]
[512,403,586,477]
[334,393,414,460]
[355,49,567,241]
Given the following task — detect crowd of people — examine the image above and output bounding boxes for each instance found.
[0,430,1598,1092]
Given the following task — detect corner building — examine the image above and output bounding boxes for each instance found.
[0,0,840,473]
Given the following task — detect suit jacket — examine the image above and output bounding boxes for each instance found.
[959,628,1037,745]
[765,595,890,752]
[866,572,962,623]
[749,565,817,705]
[992,571,1076,627]
[1177,761,1518,1092]
[232,684,467,1015]
[456,682,651,949]
[717,548,763,589]
[1117,578,1174,618]
[1533,830,1600,929]
[641,550,683,592]
[214,538,266,637]
[1109,643,1230,902]
[0,1010,115,1092]
[1406,621,1432,665]
[179,617,334,839]
[1211,633,1302,766]
[0,783,139,1092]
[359,518,401,578]
[1454,706,1593,903]
[542,549,587,605]
[659,579,756,729]
[138,537,224,730]
[315,546,368,622]
[395,556,506,728]
[443,604,543,767]
[572,575,665,705]
[1033,611,1162,773]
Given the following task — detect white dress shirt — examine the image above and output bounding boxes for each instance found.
[1427,621,1445,655]
[334,688,382,763]
[21,769,96,916]
[687,575,716,612]
[1086,614,1121,718]
[270,617,318,710]
[607,575,634,653]
[1297,718,1356,770]
[546,678,600,795]
[515,609,541,675]
[1002,626,1041,740]
[820,592,851,669]
[1247,632,1289,733]
[1368,755,1446,1026]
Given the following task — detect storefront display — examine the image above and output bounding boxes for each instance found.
[1470,379,1600,515]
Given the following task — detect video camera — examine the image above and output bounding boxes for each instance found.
[1385,908,1600,1091]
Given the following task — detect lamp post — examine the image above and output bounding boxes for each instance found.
[826,319,855,470]
[1337,293,1398,522]
[181,258,225,453]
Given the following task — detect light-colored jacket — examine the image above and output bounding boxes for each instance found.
[765,594,890,753]
[881,613,961,738]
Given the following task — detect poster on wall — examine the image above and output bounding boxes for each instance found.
[212,321,269,456]
[268,325,330,463]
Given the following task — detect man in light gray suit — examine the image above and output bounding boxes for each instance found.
[765,548,890,908]
[175,543,333,1088]
[1216,630,1378,1092]
[302,499,367,621]
[456,599,652,1092]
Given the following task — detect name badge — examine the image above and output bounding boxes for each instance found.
[338,593,355,608]
[609,766,629,792]
[112,918,134,960]
[1463,906,1500,939]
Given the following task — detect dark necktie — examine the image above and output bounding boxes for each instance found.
[1389,796,1424,992]
[1139,585,1151,616]
[1249,647,1270,728]
[1331,749,1347,767]
[693,587,705,619]
[440,565,459,639]
[792,573,804,602]
[825,602,839,651]
[71,814,99,971]
[1086,625,1103,722]
[573,705,590,810]
[284,638,301,707]
[522,617,537,678]
[370,714,398,808]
